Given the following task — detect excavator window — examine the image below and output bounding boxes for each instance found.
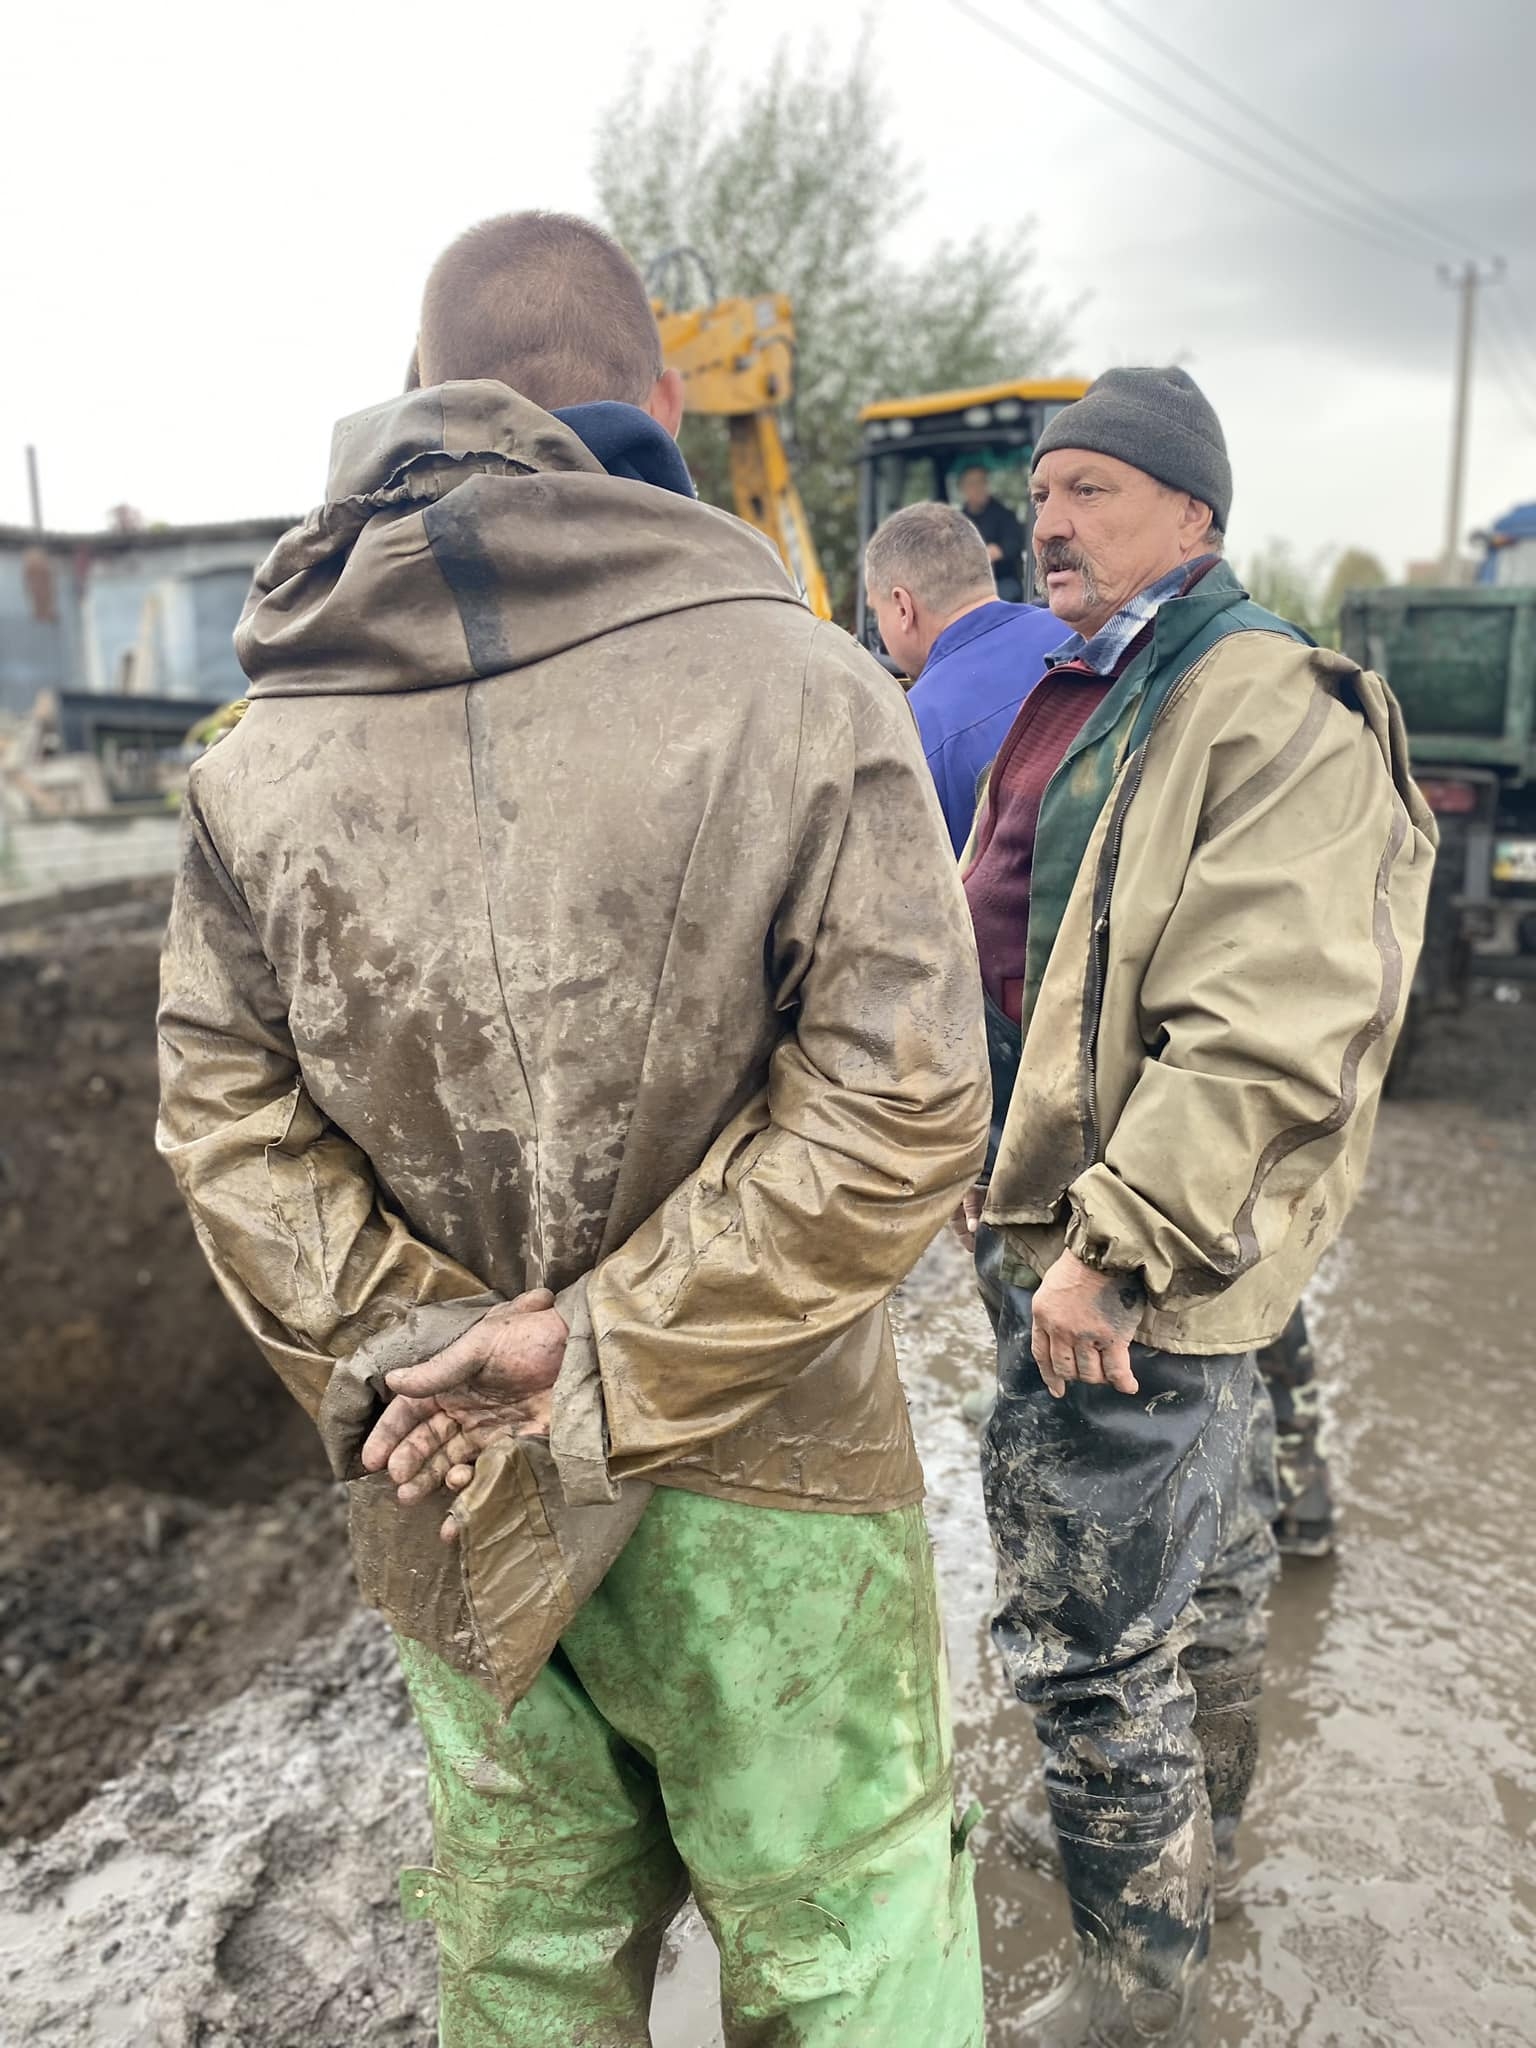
[870,452,941,527]
[855,389,1088,655]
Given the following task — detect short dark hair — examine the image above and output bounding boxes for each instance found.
[417,211,663,410]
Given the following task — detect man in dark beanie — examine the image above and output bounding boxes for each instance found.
[955,367,1433,2044]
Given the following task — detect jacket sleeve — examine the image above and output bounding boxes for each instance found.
[1064,660,1427,1305]
[156,794,493,1450]
[565,633,991,1486]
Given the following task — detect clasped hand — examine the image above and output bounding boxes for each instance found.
[360,1289,569,1542]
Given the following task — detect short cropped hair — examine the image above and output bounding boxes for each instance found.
[865,501,996,615]
[417,211,663,411]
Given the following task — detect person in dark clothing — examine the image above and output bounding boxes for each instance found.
[959,464,1026,601]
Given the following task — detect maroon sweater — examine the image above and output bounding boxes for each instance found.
[963,670,1112,1022]
[967,565,1221,1023]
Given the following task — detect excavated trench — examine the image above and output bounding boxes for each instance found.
[0,886,354,1845]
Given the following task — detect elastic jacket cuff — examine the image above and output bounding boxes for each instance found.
[550,1274,618,1505]
[314,1293,501,1480]
[1066,1165,1230,1306]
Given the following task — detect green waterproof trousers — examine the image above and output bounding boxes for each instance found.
[396,1486,984,2048]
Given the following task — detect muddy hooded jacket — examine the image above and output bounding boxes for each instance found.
[156,382,990,1702]
[976,563,1436,1351]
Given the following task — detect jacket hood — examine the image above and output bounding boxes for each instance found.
[236,381,800,698]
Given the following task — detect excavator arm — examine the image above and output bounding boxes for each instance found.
[656,290,832,621]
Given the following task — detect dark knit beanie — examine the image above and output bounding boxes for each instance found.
[1033,366,1232,531]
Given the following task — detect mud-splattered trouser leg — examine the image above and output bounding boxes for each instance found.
[1256,1305,1337,1551]
[976,1227,1278,2005]
[396,1487,985,2048]
[1183,1379,1278,1868]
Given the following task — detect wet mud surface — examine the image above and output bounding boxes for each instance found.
[2,892,1532,2043]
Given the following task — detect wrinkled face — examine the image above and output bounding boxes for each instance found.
[1029,449,1213,637]
[869,584,927,676]
[959,468,990,514]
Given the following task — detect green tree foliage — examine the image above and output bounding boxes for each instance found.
[593,41,1072,617]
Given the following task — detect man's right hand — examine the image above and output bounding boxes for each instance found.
[360,1290,568,1535]
[949,1184,986,1255]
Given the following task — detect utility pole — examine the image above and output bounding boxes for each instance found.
[1438,257,1504,581]
[25,445,43,532]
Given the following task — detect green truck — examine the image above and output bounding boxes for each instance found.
[1340,584,1536,1023]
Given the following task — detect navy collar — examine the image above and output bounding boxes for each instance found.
[552,402,696,498]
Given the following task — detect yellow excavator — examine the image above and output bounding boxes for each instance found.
[653,250,1088,648]
[652,262,832,621]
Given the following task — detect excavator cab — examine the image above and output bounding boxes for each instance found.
[854,379,1090,656]
[651,250,832,620]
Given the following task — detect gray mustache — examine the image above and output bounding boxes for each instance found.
[1037,543,1088,575]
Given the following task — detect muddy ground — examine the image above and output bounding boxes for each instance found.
[0,891,1532,2044]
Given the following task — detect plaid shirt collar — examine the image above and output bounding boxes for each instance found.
[1045,556,1219,676]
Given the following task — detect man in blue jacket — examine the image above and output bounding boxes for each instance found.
[866,502,1064,854]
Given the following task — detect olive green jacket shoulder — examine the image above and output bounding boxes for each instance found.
[157,382,989,1702]
[982,589,1435,1354]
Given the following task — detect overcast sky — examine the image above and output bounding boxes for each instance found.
[3,0,1532,576]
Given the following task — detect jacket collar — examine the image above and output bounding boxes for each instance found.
[1049,561,1251,782]
[552,402,697,498]
[1144,558,1251,666]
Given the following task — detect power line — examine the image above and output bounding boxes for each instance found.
[1483,341,1536,437]
[1498,276,1536,370]
[1092,0,1475,265]
[1005,0,1440,266]
[948,0,1443,268]
[1481,297,1536,430]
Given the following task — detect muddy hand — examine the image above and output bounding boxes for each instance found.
[360,1290,566,1506]
[1030,1250,1144,1398]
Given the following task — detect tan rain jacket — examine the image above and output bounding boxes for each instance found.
[983,622,1436,1353]
[157,382,989,1702]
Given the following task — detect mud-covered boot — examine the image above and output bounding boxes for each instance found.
[1014,1800,1212,2047]
[1185,1653,1262,1922]
[1015,1943,1207,2048]
[1003,1783,1240,1923]
[1272,1424,1336,1557]
[1257,1310,1336,1558]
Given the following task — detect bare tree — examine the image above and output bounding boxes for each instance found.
[594,40,1072,617]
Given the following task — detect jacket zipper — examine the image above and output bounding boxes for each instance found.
[1074,663,1205,1179]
